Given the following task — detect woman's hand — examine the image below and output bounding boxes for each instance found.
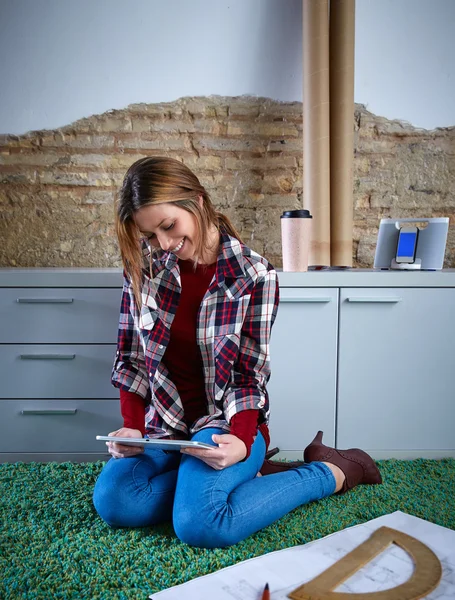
[106,427,144,459]
[181,434,247,470]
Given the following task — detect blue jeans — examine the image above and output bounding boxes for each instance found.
[93,428,336,548]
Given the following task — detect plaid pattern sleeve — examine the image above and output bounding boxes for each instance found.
[111,272,150,401]
[222,267,279,423]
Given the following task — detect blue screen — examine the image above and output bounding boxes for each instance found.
[397,232,417,257]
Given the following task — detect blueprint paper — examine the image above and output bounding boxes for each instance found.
[150,511,455,599]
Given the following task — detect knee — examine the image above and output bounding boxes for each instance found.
[173,508,236,549]
[92,460,137,527]
[93,457,177,528]
[93,476,125,527]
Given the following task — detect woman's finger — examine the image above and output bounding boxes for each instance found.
[107,441,143,458]
[182,450,229,470]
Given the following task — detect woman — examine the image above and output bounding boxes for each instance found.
[93,157,382,548]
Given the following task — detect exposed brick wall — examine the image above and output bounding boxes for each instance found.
[353,109,455,267]
[0,96,454,268]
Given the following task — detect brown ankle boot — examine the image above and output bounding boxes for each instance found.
[304,431,382,494]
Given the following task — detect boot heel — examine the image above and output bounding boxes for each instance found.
[304,431,329,463]
[265,447,280,460]
[314,430,324,444]
[308,430,324,447]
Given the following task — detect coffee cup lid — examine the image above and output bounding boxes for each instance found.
[281,209,312,218]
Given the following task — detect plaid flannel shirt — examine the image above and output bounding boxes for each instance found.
[111,229,279,439]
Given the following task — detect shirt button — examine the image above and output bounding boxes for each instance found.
[159,345,163,350]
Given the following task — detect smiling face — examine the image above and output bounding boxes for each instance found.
[134,202,203,262]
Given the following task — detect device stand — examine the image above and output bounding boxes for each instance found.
[390,258,422,270]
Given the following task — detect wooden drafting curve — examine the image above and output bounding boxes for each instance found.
[288,526,442,600]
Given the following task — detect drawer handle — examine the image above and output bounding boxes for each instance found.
[21,409,77,415]
[346,297,402,303]
[19,354,76,360]
[281,297,332,303]
[17,298,74,303]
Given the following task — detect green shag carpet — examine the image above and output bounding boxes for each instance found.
[1,459,454,599]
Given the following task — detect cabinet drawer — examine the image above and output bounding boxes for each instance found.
[0,345,120,398]
[0,400,122,453]
[0,288,121,343]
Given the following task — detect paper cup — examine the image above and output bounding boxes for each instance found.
[281,209,313,272]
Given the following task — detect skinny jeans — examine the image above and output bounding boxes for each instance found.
[93,427,336,548]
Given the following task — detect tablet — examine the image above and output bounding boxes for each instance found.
[96,436,214,451]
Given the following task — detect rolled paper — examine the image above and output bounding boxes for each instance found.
[303,0,331,267]
[329,0,355,267]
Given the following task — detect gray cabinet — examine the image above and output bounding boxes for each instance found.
[337,288,455,458]
[268,288,338,452]
[268,270,455,460]
[0,272,122,462]
[1,268,454,462]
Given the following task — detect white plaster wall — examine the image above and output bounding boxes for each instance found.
[0,0,453,134]
[355,0,455,130]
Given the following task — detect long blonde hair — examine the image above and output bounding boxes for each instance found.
[115,156,242,308]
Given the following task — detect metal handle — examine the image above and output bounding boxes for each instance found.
[17,298,74,303]
[281,297,332,303]
[21,409,77,415]
[19,354,76,360]
[346,297,402,303]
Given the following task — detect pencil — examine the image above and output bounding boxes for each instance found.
[261,582,270,600]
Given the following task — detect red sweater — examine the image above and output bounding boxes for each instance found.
[120,258,270,457]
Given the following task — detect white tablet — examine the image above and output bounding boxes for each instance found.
[96,436,214,451]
